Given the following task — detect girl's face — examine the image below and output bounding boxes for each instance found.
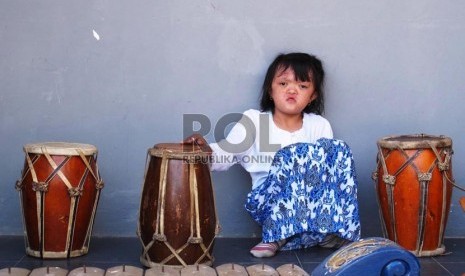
[270,67,317,117]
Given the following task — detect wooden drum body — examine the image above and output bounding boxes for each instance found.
[138,143,219,268]
[15,142,104,258]
[373,134,453,256]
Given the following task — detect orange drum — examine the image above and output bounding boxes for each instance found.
[138,143,219,268]
[15,142,104,258]
[373,134,453,256]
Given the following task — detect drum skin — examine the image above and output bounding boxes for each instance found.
[139,143,217,267]
[374,134,453,256]
[17,142,102,258]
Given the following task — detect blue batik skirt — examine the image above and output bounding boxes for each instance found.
[245,138,361,251]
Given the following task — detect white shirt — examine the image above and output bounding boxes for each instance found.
[210,109,333,189]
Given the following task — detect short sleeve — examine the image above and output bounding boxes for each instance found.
[209,110,258,171]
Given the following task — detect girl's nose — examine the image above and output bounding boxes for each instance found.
[287,84,297,94]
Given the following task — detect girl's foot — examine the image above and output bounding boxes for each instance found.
[319,234,350,249]
[250,240,286,258]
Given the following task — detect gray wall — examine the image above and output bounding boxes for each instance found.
[1,1,465,239]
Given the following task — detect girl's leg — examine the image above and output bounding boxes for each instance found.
[246,139,361,252]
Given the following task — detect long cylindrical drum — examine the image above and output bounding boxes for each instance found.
[138,143,219,268]
[15,142,104,258]
[373,134,453,257]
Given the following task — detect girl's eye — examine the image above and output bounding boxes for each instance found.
[300,85,308,89]
[279,82,287,86]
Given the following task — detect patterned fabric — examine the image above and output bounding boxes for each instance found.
[245,138,361,251]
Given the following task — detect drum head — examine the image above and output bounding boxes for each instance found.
[149,143,211,158]
[377,134,452,149]
[23,142,97,156]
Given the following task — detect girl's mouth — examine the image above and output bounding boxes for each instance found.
[286,96,296,102]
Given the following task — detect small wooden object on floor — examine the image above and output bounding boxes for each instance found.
[0,268,31,276]
[29,267,68,276]
[180,264,216,275]
[105,265,143,276]
[216,263,248,275]
[145,265,180,276]
[68,266,105,276]
[276,264,309,276]
[246,264,279,276]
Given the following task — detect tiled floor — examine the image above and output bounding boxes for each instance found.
[0,236,464,275]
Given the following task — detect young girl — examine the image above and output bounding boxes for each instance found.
[185,52,360,258]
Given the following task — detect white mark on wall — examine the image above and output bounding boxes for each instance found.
[42,79,63,104]
[217,19,264,75]
[39,65,67,105]
[210,2,216,11]
[93,29,100,41]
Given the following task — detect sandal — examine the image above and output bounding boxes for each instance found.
[250,240,286,258]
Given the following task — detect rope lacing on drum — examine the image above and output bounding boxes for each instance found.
[376,145,394,186]
[428,142,452,172]
[382,175,396,185]
[153,233,167,242]
[418,173,432,182]
[76,149,104,190]
[186,161,215,263]
[15,155,37,191]
[389,142,443,255]
[95,180,105,190]
[375,144,425,244]
[438,162,449,171]
[137,150,159,266]
[32,182,49,192]
[188,237,203,243]
[437,149,451,172]
[142,152,191,267]
[371,171,378,181]
[428,143,465,192]
[68,187,83,197]
[15,180,24,191]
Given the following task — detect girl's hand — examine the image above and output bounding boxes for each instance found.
[183,134,212,153]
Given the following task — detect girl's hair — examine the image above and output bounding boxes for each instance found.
[259,52,325,115]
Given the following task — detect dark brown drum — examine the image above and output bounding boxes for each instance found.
[373,134,453,256]
[138,143,219,268]
[15,142,104,258]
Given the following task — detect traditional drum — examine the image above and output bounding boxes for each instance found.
[15,142,104,258]
[138,143,219,268]
[373,134,453,256]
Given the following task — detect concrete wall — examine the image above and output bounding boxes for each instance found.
[1,1,464,238]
